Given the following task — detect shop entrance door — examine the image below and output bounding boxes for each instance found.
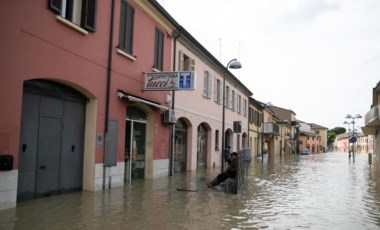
[125,120,146,182]
[197,123,208,169]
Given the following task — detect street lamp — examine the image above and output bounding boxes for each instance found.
[221,58,242,173]
[344,114,362,162]
[343,120,352,153]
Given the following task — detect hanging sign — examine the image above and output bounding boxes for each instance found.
[178,71,196,90]
[144,71,195,91]
[144,72,179,91]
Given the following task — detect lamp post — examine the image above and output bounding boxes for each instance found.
[345,114,362,162]
[221,59,242,173]
[295,124,301,155]
[343,120,352,153]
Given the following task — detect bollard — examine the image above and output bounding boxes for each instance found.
[368,153,372,165]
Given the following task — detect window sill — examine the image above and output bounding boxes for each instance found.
[152,67,161,72]
[116,49,137,61]
[202,94,208,99]
[55,16,88,35]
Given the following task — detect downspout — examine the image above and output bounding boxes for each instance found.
[103,0,115,190]
[169,29,181,176]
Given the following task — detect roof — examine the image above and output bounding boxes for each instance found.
[268,105,296,116]
[309,123,329,130]
[249,97,264,109]
[266,105,296,122]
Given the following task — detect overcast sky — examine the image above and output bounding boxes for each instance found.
[159,0,379,130]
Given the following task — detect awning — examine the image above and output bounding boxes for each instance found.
[117,91,169,110]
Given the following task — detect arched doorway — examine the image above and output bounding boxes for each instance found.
[225,129,233,151]
[17,80,86,201]
[197,123,208,168]
[125,105,147,182]
[242,133,248,149]
[174,119,187,172]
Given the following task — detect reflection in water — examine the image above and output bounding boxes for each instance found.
[1,153,380,229]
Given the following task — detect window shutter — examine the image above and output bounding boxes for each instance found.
[49,0,62,14]
[154,29,159,67]
[203,71,208,96]
[119,1,127,50]
[219,81,223,104]
[158,31,164,69]
[125,4,134,53]
[208,74,213,98]
[178,50,184,71]
[225,86,228,107]
[154,29,164,70]
[232,91,235,111]
[214,78,218,101]
[81,0,97,32]
[190,59,195,71]
[229,90,233,109]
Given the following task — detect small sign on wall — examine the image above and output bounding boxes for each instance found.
[96,133,103,148]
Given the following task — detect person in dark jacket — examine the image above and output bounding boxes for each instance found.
[223,146,231,162]
[207,152,238,187]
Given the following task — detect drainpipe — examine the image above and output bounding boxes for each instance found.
[103,0,115,190]
[169,29,181,176]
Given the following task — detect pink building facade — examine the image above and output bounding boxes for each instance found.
[0,0,178,209]
[172,29,252,172]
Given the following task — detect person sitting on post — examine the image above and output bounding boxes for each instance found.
[207,152,238,187]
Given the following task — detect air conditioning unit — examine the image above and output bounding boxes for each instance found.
[164,109,176,124]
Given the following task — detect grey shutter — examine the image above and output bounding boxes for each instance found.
[158,31,164,69]
[154,29,164,69]
[154,29,159,68]
[125,4,134,53]
[119,1,127,50]
[49,0,62,14]
[81,0,97,32]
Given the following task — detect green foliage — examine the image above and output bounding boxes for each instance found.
[327,127,346,147]
[330,127,346,135]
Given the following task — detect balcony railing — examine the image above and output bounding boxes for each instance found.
[263,122,280,135]
[364,105,380,127]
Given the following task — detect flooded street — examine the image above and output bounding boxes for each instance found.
[1,153,380,230]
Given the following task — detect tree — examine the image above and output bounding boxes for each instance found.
[327,127,346,150]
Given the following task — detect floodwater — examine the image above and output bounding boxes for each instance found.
[1,153,380,230]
